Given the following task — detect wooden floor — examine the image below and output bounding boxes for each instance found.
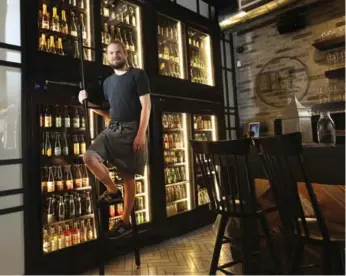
[85,224,241,275]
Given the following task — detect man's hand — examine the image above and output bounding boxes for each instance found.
[133,133,146,153]
[78,90,88,104]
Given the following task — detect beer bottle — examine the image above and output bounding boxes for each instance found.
[74,164,83,189]
[56,166,64,192]
[54,132,62,156]
[163,134,169,150]
[41,166,48,193]
[62,132,69,156]
[45,132,52,157]
[72,108,80,128]
[41,133,45,156]
[65,165,74,190]
[44,106,52,128]
[64,106,71,128]
[58,195,65,221]
[82,164,89,187]
[75,193,82,217]
[55,106,62,127]
[60,10,68,34]
[47,166,55,193]
[73,135,80,155]
[47,197,55,224]
[86,219,94,240]
[68,195,76,219]
[80,135,86,154]
[41,3,50,29]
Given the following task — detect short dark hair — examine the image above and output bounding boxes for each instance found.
[107,40,126,53]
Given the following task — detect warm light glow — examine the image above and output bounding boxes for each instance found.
[86,0,92,61]
[143,165,150,222]
[211,115,217,141]
[182,113,191,210]
[136,5,143,68]
[205,36,214,86]
[177,22,185,79]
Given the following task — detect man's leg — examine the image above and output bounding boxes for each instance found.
[122,173,136,224]
[83,152,119,193]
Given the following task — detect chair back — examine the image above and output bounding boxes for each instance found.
[256,132,330,241]
[190,139,258,215]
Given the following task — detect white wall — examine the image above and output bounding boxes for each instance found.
[0,0,24,274]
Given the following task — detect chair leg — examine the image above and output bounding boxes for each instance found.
[209,214,228,275]
[291,238,304,274]
[131,208,141,269]
[323,245,333,275]
[259,213,281,274]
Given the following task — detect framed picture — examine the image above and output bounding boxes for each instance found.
[248,122,260,138]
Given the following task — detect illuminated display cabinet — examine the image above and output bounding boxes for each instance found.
[187,28,214,86]
[158,108,219,219]
[37,0,94,61]
[101,0,143,69]
[157,14,185,79]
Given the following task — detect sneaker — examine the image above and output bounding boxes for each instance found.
[107,220,132,239]
[98,190,123,205]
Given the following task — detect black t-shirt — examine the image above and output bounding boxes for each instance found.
[103,68,150,122]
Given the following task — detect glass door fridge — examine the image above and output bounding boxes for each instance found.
[187,28,214,86]
[37,0,95,61]
[161,112,191,217]
[39,103,98,254]
[89,113,151,230]
[100,0,143,68]
[156,14,185,79]
[191,114,218,207]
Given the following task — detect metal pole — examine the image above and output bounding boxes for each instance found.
[77,22,91,144]
[77,21,104,275]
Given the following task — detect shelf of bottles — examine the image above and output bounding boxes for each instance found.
[38,0,94,61]
[101,0,142,68]
[107,166,150,230]
[157,14,185,79]
[193,115,217,206]
[162,113,191,217]
[188,28,214,86]
[40,104,97,254]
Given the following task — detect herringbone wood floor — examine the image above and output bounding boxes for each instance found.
[85,224,241,275]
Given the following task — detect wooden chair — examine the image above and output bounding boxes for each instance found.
[190,139,280,275]
[256,132,345,274]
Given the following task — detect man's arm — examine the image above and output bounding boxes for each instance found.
[137,94,151,137]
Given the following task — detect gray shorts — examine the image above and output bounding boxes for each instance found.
[85,121,147,176]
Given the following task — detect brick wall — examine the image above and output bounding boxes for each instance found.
[232,0,345,135]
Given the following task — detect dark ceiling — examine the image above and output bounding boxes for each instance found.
[202,0,238,13]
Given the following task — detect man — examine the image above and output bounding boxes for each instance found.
[78,40,151,238]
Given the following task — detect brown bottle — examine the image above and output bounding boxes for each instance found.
[74,165,82,189]
[73,135,80,155]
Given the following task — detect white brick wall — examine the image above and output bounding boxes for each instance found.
[231,0,345,135]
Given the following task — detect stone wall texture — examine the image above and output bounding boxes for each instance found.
[231,0,345,135]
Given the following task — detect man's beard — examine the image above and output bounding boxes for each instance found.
[110,60,126,69]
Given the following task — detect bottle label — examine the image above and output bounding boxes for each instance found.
[62,146,69,156]
[54,147,61,156]
[73,118,80,128]
[64,118,70,128]
[75,178,82,189]
[46,148,52,157]
[73,143,80,155]
[66,180,73,190]
[58,237,64,249]
[47,214,54,224]
[55,118,62,128]
[44,117,51,128]
[65,236,71,247]
[56,180,64,191]
[41,181,47,193]
[82,177,89,187]
[43,241,51,253]
[47,181,55,192]
[80,142,86,154]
